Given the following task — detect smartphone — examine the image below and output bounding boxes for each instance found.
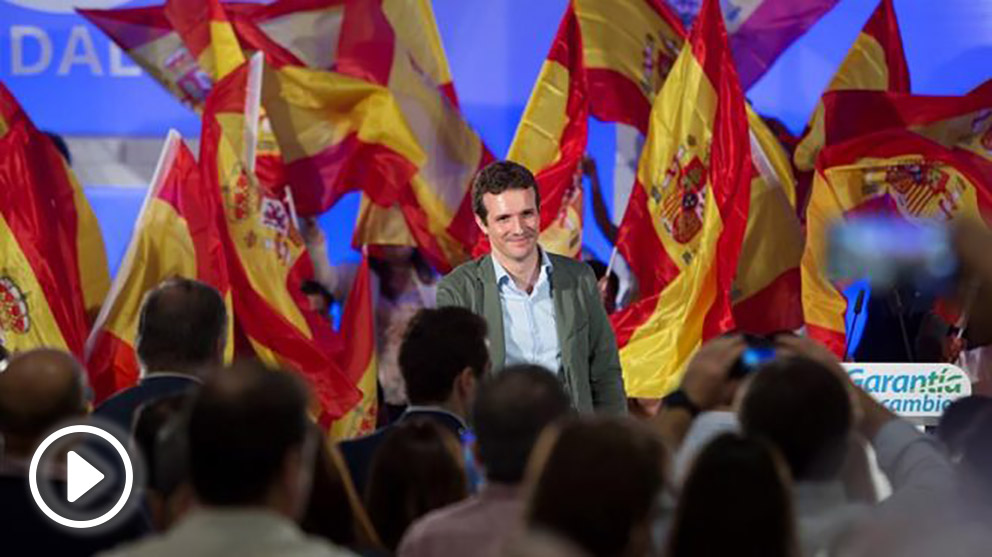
[729,335,776,378]
[827,217,957,294]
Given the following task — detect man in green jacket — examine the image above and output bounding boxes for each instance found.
[437,161,626,414]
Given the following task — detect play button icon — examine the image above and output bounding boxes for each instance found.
[29,422,141,529]
[67,450,106,503]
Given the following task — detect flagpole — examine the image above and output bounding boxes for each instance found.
[605,246,619,279]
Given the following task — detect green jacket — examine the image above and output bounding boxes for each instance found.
[437,253,627,414]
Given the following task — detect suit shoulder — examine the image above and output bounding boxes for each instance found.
[440,256,488,286]
[549,254,594,279]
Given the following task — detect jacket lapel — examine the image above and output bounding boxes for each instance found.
[478,255,506,371]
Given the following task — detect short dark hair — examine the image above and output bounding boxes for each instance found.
[937,395,992,457]
[739,356,852,481]
[188,360,311,506]
[399,307,488,405]
[472,160,540,222]
[365,418,467,550]
[137,278,227,374]
[527,417,666,557]
[473,365,571,483]
[668,433,798,557]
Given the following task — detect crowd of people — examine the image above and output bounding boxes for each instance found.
[1,160,992,557]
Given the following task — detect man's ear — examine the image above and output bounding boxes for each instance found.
[474,213,488,235]
[457,366,478,397]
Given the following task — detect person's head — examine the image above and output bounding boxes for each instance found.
[137,278,227,377]
[473,364,572,484]
[739,355,853,481]
[472,161,541,266]
[958,408,992,507]
[187,360,315,518]
[399,307,489,415]
[0,349,88,458]
[668,433,798,557]
[365,418,467,550]
[133,394,194,531]
[300,279,335,315]
[937,395,992,461]
[525,417,666,557]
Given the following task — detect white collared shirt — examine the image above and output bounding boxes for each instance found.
[492,250,561,374]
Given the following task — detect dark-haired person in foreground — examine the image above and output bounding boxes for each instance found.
[338,306,490,496]
[0,349,146,555]
[437,161,626,414]
[96,278,227,433]
[398,365,572,557]
[654,334,957,557]
[104,360,355,556]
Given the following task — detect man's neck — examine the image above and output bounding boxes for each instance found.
[493,250,541,293]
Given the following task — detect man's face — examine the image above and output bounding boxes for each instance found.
[475,188,540,264]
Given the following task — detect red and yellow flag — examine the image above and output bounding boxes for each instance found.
[85,132,233,402]
[0,84,109,359]
[731,108,804,334]
[203,55,360,417]
[793,0,910,172]
[610,0,752,397]
[504,6,589,258]
[328,255,378,440]
[803,84,992,355]
[575,0,685,134]
[79,5,215,108]
[164,0,244,82]
[493,0,684,259]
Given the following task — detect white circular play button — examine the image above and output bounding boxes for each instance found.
[29,423,138,529]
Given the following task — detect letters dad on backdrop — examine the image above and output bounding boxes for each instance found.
[0,0,198,136]
[842,363,972,424]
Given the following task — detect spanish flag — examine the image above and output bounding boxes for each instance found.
[260,61,424,216]
[610,0,752,397]
[574,0,685,134]
[85,132,233,402]
[341,0,492,272]
[203,54,360,417]
[793,0,910,172]
[0,84,109,359]
[348,0,486,260]
[164,0,244,82]
[496,0,684,259]
[79,5,216,108]
[505,6,589,258]
[820,80,992,155]
[731,107,804,334]
[328,255,378,440]
[803,86,992,355]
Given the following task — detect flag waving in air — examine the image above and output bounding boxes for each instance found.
[328,255,378,440]
[85,131,232,402]
[202,54,359,417]
[794,0,910,172]
[610,0,753,397]
[803,84,992,355]
[0,83,110,359]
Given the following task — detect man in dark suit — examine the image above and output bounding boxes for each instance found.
[96,277,227,433]
[339,306,489,496]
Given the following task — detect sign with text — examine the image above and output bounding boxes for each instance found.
[0,0,198,136]
[842,363,972,422]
